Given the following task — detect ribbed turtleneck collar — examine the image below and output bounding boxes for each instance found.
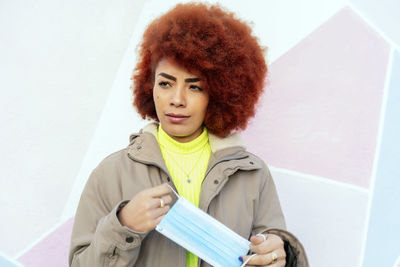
[157,125,209,155]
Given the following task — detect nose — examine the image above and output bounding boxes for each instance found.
[170,85,186,107]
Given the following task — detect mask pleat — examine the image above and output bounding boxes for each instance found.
[171,205,232,261]
[177,199,241,261]
[179,198,248,258]
[156,197,250,267]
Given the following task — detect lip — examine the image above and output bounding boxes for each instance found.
[166,113,190,123]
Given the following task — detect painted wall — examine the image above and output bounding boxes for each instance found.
[1,0,399,266]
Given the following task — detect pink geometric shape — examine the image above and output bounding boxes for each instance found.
[244,7,390,188]
[18,217,74,267]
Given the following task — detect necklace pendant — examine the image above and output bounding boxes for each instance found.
[187,178,191,183]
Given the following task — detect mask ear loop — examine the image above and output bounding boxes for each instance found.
[166,183,180,198]
[240,232,267,267]
[240,254,257,267]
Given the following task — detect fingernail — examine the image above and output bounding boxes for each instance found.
[238,256,243,263]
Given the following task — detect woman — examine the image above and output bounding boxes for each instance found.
[69,3,308,267]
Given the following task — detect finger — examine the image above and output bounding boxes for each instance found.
[241,254,270,266]
[144,214,166,231]
[148,196,173,209]
[146,183,171,197]
[144,206,170,230]
[250,234,283,254]
[161,194,173,205]
[250,235,270,254]
[151,205,170,219]
[152,214,166,227]
[147,197,165,209]
[243,264,269,267]
[250,241,270,254]
[266,260,286,267]
[250,234,266,246]
[247,261,285,267]
[241,250,285,266]
[277,247,286,259]
[269,250,286,265]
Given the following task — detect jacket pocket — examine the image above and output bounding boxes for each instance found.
[104,245,119,266]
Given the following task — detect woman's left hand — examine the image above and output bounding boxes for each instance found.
[240,233,286,266]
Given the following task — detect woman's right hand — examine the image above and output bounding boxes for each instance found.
[117,183,172,232]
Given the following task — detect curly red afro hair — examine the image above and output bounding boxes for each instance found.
[132,2,267,137]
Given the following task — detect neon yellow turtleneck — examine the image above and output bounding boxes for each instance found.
[157,124,211,267]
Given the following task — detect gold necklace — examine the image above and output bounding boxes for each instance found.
[162,145,207,184]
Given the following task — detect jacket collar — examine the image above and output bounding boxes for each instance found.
[127,125,167,173]
[137,122,247,154]
[127,123,259,174]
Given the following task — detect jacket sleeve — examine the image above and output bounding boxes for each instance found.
[68,164,147,266]
[252,165,309,267]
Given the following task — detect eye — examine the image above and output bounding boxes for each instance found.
[189,85,203,91]
[158,81,171,88]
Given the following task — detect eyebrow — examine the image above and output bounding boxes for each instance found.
[158,72,200,83]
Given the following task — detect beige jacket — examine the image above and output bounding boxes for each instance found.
[69,123,308,266]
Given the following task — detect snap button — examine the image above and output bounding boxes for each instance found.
[125,236,134,243]
[214,180,219,184]
[249,161,254,165]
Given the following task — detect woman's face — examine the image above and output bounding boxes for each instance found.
[153,59,209,143]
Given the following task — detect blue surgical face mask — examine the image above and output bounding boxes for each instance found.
[156,195,250,267]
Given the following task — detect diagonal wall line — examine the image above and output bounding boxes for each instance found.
[269,165,369,194]
[13,217,73,260]
[347,2,400,50]
[359,47,395,267]
[60,1,148,221]
[0,251,23,267]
